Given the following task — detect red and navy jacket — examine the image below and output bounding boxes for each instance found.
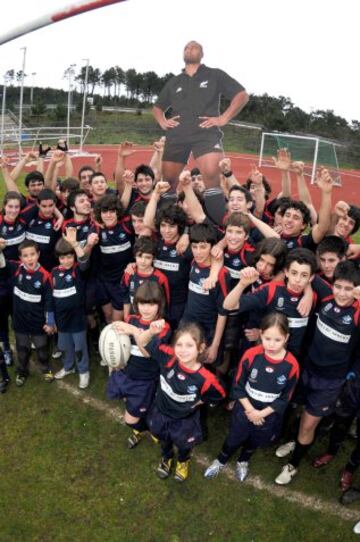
[154,240,192,305]
[126,189,151,213]
[123,315,171,381]
[146,342,226,418]
[95,217,134,281]
[61,217,97,247]
[182,262,230,339]
[233,280,318,357]
[120,267,170,309]
[50,262,87,333]
[6,261,53,334]
[280,232,317,252]
[307,278,360,378]
[232,344,299,415]
[21,205,61,271]
[224,242,255,287]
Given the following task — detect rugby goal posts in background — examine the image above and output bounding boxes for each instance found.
[259,132,343,186]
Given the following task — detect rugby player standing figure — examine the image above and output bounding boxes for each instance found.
[153,41,249,191]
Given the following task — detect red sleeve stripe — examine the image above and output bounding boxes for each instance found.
[199,369,226,397]
[218,268,229,297]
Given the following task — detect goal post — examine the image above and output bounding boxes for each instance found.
[259,132,342,186]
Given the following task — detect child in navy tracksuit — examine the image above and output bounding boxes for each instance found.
[204,312,299,482]
[107,281,171,449]
[1,239,56,386]
[51,229,90,389]
[137,320,226,482]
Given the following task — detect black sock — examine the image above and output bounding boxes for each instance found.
[0,358,9,381]
[290,440,311,468]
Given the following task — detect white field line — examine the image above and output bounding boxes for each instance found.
[56,380,360,523]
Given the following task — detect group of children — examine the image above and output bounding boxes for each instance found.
[1,140,360,492]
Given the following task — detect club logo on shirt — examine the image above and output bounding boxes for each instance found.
[342,315,352,325]
[65,275,72,283]
[250,368,258,381]
[26,275,31,280]
[334,307,340,313]
[119,232,126,239]
[265,367,274,373]
[170,249,177,258]
[34,280,42,289]
[45,222,52,229]
[195,268,200,273]
[177,373,186,381]
[82,225,89,232]
[187,385,197,393]
[167,369,175,379]
[290,297,298,302]
[232,258,241,267]
[199,80,208,88]
[277,297,284,309]
[277,375,287,385]
[175,87,182,93]
[324,303,333,312]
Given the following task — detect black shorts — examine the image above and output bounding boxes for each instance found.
[299,368,345,417]
[107,370,157,418]
[226,401,282,450]
[147,404,203,448]
[163,131,224,164]
[96,278,124,311]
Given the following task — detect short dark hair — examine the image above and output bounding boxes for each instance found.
[253,238,288,276]
[189,223,218,246]
[133,236,157,258]
[333,260,360,287]
[156,204,187,235]
[93,194,124,223]
[191,167,201,177]
[78,165,95,179]
[37,188,57,203]
[317,235,348,258]
[285,248,317,275]
[266,196,292,217]
[228,185,253,204]
[130,201,147,218]
[347,205,360,235]
[59,177,80,193]
[90,172,107,184]
[18,239,39,254]
[25,170,44,188]
[280,200,311,227]
[55,238,75,257]
[134,164,155,182]
[67,189,89,209]
[133,281,165,317]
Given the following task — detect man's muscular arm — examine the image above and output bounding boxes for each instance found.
[199,90,249,129]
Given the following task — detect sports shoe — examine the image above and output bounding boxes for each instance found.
[204,459,225,479]
[275,440,296,458]
[79,372,90,389]
[127,429,144,449]
[354,520,360,534]
[55,367,76,380]
[150,434,159,444]
[16,374,27,387]
[275,463,298,485]
[174,459,190,482]
[52,348,62,360]
[0,378,9,394]
[341,487,360,506]
[312,453,334,469]
[156,458,173,479]
[235,461,249,482]
[3,350,14,367]
[43,371,54,382]
[340,469,353,492]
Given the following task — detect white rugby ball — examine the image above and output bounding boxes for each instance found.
[99,325,131,369]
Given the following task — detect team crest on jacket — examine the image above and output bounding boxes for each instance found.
[277,375,287,385]
[342,315,352,325]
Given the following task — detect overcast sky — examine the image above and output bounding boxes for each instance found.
[0,0,359,122]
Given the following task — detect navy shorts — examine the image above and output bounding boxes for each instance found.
[335,377,360,418]
[299,368,345,417]
[163,131,224,164]
[96,278,124,310]
[147,404,203,448]
[107,370,157,418]
[226,401,282,450]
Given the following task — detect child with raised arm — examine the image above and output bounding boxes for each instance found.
[137,320,226,482]
[204,313,299,481]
